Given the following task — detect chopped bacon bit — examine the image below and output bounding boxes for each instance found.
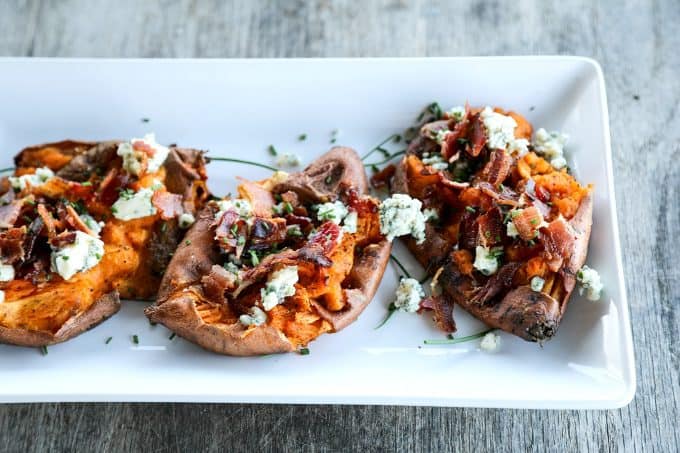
[468,113,487,157]
[0,200,24,229]
[479,149,512,187]
[237,179,275,217]
[151,191,184,220]
[370,164,396,189]
[63,204,97,236]
[540,217,576,272]
[437,173,470,190]
[306,221,342,256]
[441,104,471,159]
[213,210,247,258]
[419,295,457,333]
[511,206,544,241]
[132,140,156,156]
[36,204,58,240]
[280,191,301,209]
[249,217,288,251]
[478,181,519,207]
[0,227,27,264]
[97,168,128,205]
[457,209,479,251]
[201,264,237,304]
[476,207,504,247]
[50,230,77,248]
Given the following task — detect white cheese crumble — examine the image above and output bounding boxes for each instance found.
[215,198,253,220]
[434,129,450,144]
[423,208,439,223]
[80,213,104,236]
[480,331,501,352]
[9,167,54,191]
[393,277,425,313]
[117,133,170,176]
[448,105,466,121]
[530,276,545,292]
[178,213,196,229]
[111,187,157,221]
[378,194,427,244]
[261,265,299,311]
[532,128,569,170]
[506,221,519,238]
[50,231,105,281]
[342,211,358,233]
[479,106,528,156]
[0,263,15,282]
[276,153,301,168]
[421,152,449,170]
[473,245,501,276]
[315,201,349,224]
[576,265,603,301]
[239,306,267,326]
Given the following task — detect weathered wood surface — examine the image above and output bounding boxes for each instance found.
[0,0,678,451]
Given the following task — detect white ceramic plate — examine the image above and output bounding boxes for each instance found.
[0,57,634,408]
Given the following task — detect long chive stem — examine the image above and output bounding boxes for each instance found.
[361,134,401,161]
[423,328,495,345]
[389,254,412,279]
[208,157,277,172]
[374,305,397,330]
[0,167,15,174]
[363,150,406,168]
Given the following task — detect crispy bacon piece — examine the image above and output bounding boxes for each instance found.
[511,206,544,241]
[370,164,396,189]
[64,204,97,236]
[468,113,487,157]
[19,217,44,267]
[441,104,471,159]
[540,217,576,272]
[0,200,24,229]
[97,168,129,206]
[297,222,342,267]
[419,295,457,333]
[476,207,504,247]
[469,262,522,305]
[232,249,300,298]
[479,150,512,187]
[249,217,288,251]
[201,264,238,304]
[238,179,275,217]
[50,230,77,248]
[0,227,27,264]
[437,173,470,190]
[478,181,519,207]
[213,210,247,258]
[458,209,479,251]
[36,204,58,240]
[151,191,184,220]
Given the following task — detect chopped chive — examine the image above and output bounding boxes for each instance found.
[283,201,294,214]
[141,117,150,123]
[363,150,406,167]
[371,165,379,173]
[105,336,113,344]
[267,145,278,156]
[324,175,332,184]
[81,181,92,186]
[160,222,168,233]
[237,235,246,246]
[132,335,139,345]
[249,250,260,266]
[465,206,476,213]
[423,328,495,345]
[40,345,48,356]
[299,347,310,355]
[298,134,307,141]
[375,303,398,329]
[208,157,277,172]
[185,240,191,245]
[169,333,176,340]
[230,224,238,235]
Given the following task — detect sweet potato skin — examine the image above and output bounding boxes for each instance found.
[146,147,391,356]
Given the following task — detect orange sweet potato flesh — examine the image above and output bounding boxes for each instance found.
[146,147,391,356]
[0,140,207,347]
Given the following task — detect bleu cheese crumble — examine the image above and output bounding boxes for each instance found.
[480,331,500,352]
[261,265,299,311]
[239,306,267,326]
[576,265,603,301]
[448,105,466,121]
[530,276,545,292]
[532,128,569,170]
[276,153,301,168]
[9,167,54,191]
[480,106,529,156]
[117,133,170,176]
[0,263,15,282]
[473,245,501,276]
[111,187,157,221]
[50,231,105,281]
[421,152,449,171]
[215,199,253,221]
[178,212,196,229]
[393,277,425,313]
[378,194,427,244]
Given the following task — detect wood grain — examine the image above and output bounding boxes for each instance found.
[0,0,678,451]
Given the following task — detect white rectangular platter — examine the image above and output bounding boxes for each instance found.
[0,57,634,408]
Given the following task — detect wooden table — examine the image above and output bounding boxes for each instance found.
[1,1,678,451]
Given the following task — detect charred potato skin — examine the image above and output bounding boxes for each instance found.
[0,141,208,348]
[146,147,391,356]
[392,151,593,342]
